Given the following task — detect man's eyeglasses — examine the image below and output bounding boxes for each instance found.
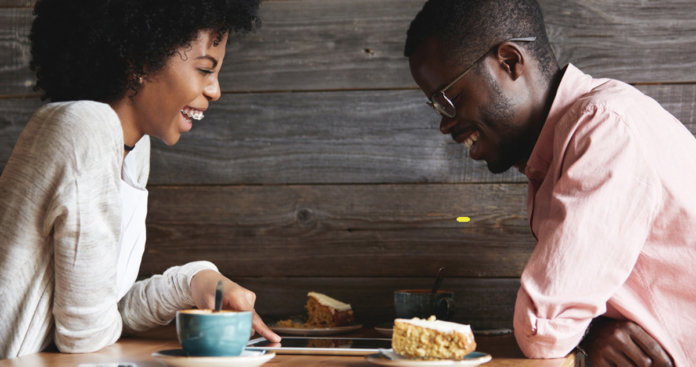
[426,37,536,119]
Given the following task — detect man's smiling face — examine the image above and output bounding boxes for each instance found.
[409,36,537,173]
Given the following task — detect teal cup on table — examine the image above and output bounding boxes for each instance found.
[394,289,455,321]
[176,309,252,356]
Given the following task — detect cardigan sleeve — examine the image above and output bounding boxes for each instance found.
[118,261,219,333]
[45,102,125,353]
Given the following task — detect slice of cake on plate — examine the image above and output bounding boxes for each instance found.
[275,291,355,328]
[392,316,476,360]
[305,291,354,327]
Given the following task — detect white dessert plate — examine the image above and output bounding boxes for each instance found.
[365,349,492,366]
[247,336,392,355]
[152,348,275,367]
[374,322,393,337]
[270,323,362,336]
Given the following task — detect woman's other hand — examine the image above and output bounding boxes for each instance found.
[190,269,281,343]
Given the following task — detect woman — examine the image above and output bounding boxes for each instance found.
[0,0,280,358]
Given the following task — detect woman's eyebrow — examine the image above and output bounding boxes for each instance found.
[196,55,218,68]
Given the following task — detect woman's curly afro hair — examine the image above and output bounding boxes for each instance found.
[30,0,260,102]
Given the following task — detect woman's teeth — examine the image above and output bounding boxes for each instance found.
[463,131,480,149]
[181,108,204,121]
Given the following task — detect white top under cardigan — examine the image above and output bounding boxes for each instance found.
[117,148,148,299]
[0,101,217,358]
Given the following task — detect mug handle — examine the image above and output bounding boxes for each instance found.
[435,297,455,320]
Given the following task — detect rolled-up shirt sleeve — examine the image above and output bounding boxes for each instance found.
[514,104,659,358]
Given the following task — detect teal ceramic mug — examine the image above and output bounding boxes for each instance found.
[176,309,252,356]
[394,289,455,321]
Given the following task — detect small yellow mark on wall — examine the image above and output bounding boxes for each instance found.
[456,217,471,223]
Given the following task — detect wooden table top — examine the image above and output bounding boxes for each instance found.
[0,326,582,367]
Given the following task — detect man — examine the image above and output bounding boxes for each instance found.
[404,0,695,366]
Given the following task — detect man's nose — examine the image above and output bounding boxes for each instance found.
[440,116,457,134]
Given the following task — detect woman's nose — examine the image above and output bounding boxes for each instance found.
[204,77,221,102]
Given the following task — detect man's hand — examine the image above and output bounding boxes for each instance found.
[190,269,281,343]
[582,317,672,367]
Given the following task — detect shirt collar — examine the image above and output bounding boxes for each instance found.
[524,64,595,182]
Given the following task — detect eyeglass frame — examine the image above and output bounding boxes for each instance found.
[426,37,537,119]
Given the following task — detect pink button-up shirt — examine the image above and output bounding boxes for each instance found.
[514,64,696,365]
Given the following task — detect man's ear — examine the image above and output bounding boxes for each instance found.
[496,42,525,80]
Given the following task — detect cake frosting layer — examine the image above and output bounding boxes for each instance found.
[307,291,352,311]
[395,317,472,334]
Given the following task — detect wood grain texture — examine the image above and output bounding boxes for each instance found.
[146,90,524,185]
[2,85,695,185]
[0,1,32,7]
[636,84,696,126]
[0,0,693,337]
[1,0,695,96]
[540,0,696,83]
[227,276,521,330]
[142,183,533,278]
[0,326,582,366]
[0,8,33,96]
[235,0,696,88]
[0,97,43,172]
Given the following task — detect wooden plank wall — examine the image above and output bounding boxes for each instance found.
[1,0,695,330]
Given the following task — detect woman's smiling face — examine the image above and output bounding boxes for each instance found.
[129,29,228,146]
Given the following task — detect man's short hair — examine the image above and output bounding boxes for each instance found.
[404,0,556,78]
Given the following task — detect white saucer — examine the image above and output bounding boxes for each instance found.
[270,323,362,336]
[152,349,275,367]
[365,349,492,366]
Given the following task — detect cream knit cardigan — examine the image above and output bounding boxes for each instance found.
[0,101,216,358]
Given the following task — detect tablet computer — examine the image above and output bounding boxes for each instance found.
[246,336,392,355]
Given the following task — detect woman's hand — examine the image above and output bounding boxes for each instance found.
[582,318,672,367]
[190,269,281,343]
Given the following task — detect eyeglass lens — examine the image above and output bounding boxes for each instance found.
[431,92,456,118]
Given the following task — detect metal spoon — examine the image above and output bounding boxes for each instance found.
[214,280,224,312]
[431,267,446,295]
[378,349,399,360]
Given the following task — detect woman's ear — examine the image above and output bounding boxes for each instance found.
[496,42,525,80]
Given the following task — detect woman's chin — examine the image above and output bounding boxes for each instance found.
[160,133,182,146]
[180,116,193,133]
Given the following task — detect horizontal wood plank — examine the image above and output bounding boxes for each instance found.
[0,91,518,185]
[142,183,533,278]
[233,0,696,88]
[151,276,521,330]
[0,8,33,96]
[146,90,524,185]
[540,0,696,83]
[1,0,695,96]
[2,86,695,185]
[637,84,696,126]
[0,1,32,7]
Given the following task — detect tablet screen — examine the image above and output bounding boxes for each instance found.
[247,336,392,355]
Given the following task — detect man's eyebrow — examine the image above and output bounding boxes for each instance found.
[196,55,218,68]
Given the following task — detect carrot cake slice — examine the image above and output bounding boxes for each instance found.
[305,291,354,327]
[392,316,476,360]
